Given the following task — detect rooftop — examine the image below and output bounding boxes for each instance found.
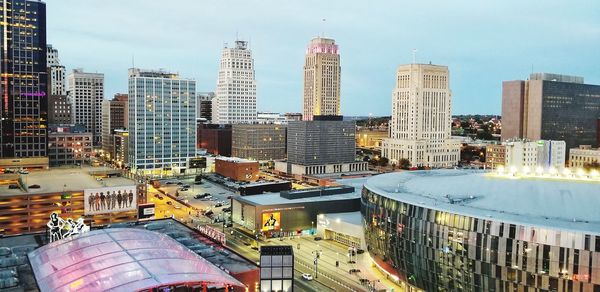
[364,170,600,235]
[0,167,135,196]
[235,183,362,206]
[29,228,244,291]
[216,156,257,164]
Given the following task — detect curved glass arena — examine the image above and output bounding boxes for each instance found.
[361,170,600,291]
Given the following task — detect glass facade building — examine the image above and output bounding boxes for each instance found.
[128,69,196,174]
[1,0,48,158]
[361,170,600,291]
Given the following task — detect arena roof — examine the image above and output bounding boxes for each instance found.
[364,170,600,235]
[28,228,244,291]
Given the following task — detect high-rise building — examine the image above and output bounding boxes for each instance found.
[276,117,367,175]
[128,68,196,174]
[197,123,232,157]
[501,73,600,151]
[0,0,48,164]
[47,45,65,96]
[232,124,286,161]
[302,37,341,121]
[101,94,128,159]
[48,95,72,124]
[68,69,104,146]
[197,92,214,121]
[381,64,460,168]
[212,40,257,124]
[113,129,129,168]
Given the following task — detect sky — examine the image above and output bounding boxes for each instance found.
[46,0,600,116]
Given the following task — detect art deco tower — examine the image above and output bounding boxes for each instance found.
[302,37,341,121]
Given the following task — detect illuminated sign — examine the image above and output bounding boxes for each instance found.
[189,157,207,169]
[84,186,137,215]
[197,225,226,246]
[20,91,46,97]
[262,212,281,231]
[47,212,89,243]
[138,203,156,220]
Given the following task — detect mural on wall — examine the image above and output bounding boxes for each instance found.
[47,212,90,242]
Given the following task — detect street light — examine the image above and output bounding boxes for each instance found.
[311,221,314,235]
[312,249,322,279]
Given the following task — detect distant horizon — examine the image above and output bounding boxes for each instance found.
[46,0,600,116]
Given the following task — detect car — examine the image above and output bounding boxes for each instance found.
[18,169,29,174]
[204,192,211,196]
[313,236,322,241]
[226,195,233,199]
[154,194,163,200]
[8,184,19,189]
[194,181,203,185]
[4,168,15,174]
[224,222,233,227]
[302,273,313,281]
[166,201,173,205]
[204,210,214,217]
[180,188,189,191]
[174,205,181,209]
[177,182,183,185]
[193,194,203,199]
[182,184,190,188]
[165,181,176,185]
[222,207,232,212]
[215,203,223,208]
[356,249,365,254]
[348,268,361,274]
[28,184,41,189]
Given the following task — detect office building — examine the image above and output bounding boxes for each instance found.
[0,0,48,165]
[569,145,600,168]
[197,91,214,120]
[47,44,65,96]
[128,68,196,175]
[303,37,341,121]
[260,246,294,292]
[284,112,302,122]
[362,169,600,291]
[101,94,128,159]
[197,123,232,156]
[48,95,72,124]
[47,124,93,166]
[276,117,367,175]
[485,144,506,169]
[502,73,600,151]
[504,139,566,172]
[68,69,104,146]
[212,40,257,124]
[113,129,129,167]
[257,112,286,124]
[381,64,460,168]
[232,124,286,161]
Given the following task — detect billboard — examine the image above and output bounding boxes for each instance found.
[84,186,137,215]
[189,157,207,169]
[138,203,156,220]
[261,212,281,232]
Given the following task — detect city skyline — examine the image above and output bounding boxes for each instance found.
[46,0,600,116]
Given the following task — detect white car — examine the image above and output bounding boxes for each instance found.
[301,273,313,281]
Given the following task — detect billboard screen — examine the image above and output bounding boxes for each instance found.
[261,212,281,231]
[84,186,137,215]
[138,203,156,220]
[189,157,207,169]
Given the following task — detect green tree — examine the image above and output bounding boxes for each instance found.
[398,158,411,169]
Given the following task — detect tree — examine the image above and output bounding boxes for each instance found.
[583,161,600,171]
[378,157,389,167]
[398,158,411,170]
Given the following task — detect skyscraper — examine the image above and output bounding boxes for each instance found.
[0,0,48,163]
[501,73,600,151]
[47,44,65,96]
[381,63,460,168]
[68,69,104,146]
[212,40,257,124]
[302,37,341,121]
[128,68,196,174]
[101,94,128,159]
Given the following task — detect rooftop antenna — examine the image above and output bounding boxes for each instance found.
[321,18,326,38]
[412,49,418,64]
[131,53,135,69]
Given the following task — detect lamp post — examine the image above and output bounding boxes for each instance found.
[311,221,314,235]
[312,249,322,279]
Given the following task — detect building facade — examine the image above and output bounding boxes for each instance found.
[362,170,600,291]
[212,40,257,124]
[232,124,286,161]
[48,95,72,124]
[504,139,566,172]
[215,157,259,182]
[0,0,48,162]
[113,129,129,167]
[356,129,388,148]
[569,145,600,168]
[47,124,93,166]
[276,118,367,175]
[302,37,341,121]
[501,73,600,151]
[101,94,128,159]
[381,64,460,168]
[68,69,104,146]
[128,69,196,175]
[485,144,506,169]
[197,92,214,120]
[47,44,65,96]
[197,123,232,157]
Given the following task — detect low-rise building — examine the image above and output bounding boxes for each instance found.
[485,144,506,169]
[47,124,93,166]
[569,145,600,168]
[215,157,259,182]
[505,139,566,171]
[232,124,286,161]
[356,128,387,148]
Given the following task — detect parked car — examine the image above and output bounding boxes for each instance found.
[4,168,15,174]
[165,181,176,185]
[166,201,173,206]
[313,236,322,241]
[348,268,361,274]
[222,207,232,212]
[154,194,163,200]
[302,273,313,281]
[18,169,29,174]
[215,203,223,208]
[204,210,214,217]
[177,182,183,185]
[180,188,189,191]
[8,184,19,189]
[356,249,365,254]
[182,184,190,188]
[28,184,41,189]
